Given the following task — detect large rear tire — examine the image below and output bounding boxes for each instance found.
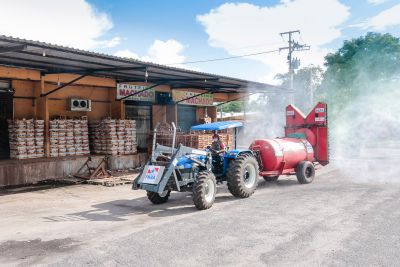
[147,190,170,204]
[227,154,259,198]
[193,171,217,210]
[296,161,315,184]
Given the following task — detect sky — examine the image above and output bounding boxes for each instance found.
[0,0,399,84]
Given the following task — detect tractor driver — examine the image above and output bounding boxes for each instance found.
[210,132,225,154]
[209,132,225,175]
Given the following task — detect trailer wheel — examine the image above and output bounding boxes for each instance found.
[193,171,217,210]
[296,161,315,184]
[263,176,279,182]
[147,190,170,204]
[227,154,259,198]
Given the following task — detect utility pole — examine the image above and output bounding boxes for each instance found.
[309,69,314,109]
[279,30,310,103]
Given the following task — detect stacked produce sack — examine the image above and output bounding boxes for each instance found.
[49,118,90,157]
[89,119,137,155]
[8,119,45,159]
[73,119,90,156]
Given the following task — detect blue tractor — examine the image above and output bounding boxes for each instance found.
[132,121,259,210]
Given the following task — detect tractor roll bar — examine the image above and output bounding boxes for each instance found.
[151,122,177,162]
[171,122,177,154]
[151,123,160,162]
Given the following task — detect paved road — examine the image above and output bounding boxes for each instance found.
[1,166,400,266]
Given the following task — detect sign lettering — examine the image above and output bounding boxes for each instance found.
[286,110,295,116]
[172,90,213,106]
[117,83,155,102]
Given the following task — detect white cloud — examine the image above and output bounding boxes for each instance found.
[114,49,140,59]
[367,0,388,5]
[197,0,350,83]
[142,39,186,65]
[98,37,122,48]
[361,3,400,30]
[114,39,200,71]
[0,0,119,50]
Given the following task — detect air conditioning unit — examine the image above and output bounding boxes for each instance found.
[68,98,92,112]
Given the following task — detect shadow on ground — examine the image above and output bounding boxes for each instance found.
[42,178,301,223]
[42,189,238,222]
[0,183,74,196]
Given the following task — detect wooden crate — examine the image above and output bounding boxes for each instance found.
[148,129,234,151]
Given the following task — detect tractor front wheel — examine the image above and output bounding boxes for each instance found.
[193,171,217,210]
[227,154,259,198]
[263,176,279,182]
[147,190,170,204]
[296,161,315,184]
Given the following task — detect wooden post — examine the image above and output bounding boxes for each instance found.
[35,75,50,157]
[121,101,125,119]
[109,86,125,119]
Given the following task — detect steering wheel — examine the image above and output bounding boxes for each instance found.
[207,146,224,155]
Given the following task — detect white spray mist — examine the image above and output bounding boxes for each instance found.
[237,92,290,148]
[331,80,400,182]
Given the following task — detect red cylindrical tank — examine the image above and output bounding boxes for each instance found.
[250,138,314,171]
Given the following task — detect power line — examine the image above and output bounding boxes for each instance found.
[227,41,284,51]
[166,48,280,65]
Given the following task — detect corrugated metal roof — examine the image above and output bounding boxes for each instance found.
[0,35,289,94]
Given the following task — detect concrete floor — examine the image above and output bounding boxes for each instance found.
[1,166,400,266]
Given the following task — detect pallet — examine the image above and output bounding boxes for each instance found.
[86,178,131,187]
[85,174,137,187]
[56,177,87,185]
[117,174,137,182]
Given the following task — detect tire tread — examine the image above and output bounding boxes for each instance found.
[296,161,315,184]
[227,154,259,198]
[193,171,216,210]
[147,191,170,204]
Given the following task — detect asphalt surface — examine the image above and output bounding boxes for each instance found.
[1,166,400,266]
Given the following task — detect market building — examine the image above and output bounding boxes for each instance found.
[0,36,284,187]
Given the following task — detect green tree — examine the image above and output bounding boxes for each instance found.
[319,32,400,115]
[221,101,243,113]
[317,32,400,158]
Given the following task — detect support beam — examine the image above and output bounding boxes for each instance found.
[119,77,219,83]
[40,73,89,97]
[0,44,27,54]
[46,66,147,75]
[215,92,258,106]
[171,85,240,89]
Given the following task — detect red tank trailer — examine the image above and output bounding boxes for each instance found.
[250,102,328,183]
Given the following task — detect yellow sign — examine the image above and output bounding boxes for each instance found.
[172,91,213,106]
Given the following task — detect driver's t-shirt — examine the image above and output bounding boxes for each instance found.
[211,141,225,151]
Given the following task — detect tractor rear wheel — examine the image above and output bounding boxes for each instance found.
[227,154,259,198]
[263,176,279,182]
[193,171,217,210]
[147,190,170,204]
[296,161,315,184]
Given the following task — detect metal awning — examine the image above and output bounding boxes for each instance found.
[191,121,243,131]
[0,35,290,94]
